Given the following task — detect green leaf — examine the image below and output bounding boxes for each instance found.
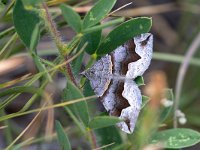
[95,126,122,150]
[79,29,101,55]
[55,121,71,150]
[0,86,42,110]
[30,24,52,82]
[13,0,40,48]
[22,0,42,6]
[97,17,152,55]
[30,24,40,52]
[72,51,84,75]
[141,95,150,108]
[60,4,82,33]
[89,116,121,129]
[135,76,144,86]
[62,80,89,126]
[83,0,116,28]
[151,128,200,149]
[0,86,42,98]
[83,17,124,34]
[159,89,174,123]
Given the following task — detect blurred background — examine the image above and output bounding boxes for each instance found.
[0,0,200,149]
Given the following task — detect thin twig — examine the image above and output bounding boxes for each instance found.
[108,2,133,16]
[174,32,200,128]
[115,3,177,17]
[66,56,78,86]
[93,142,115,150]
[89,130,97,149]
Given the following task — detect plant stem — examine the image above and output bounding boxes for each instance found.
[41,3,65,54]
[41,3,97,147]
[89,130,97,149]
[41,3,78,86]
[174,32,200,128]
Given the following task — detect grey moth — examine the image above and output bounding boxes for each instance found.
[81,33,153,134]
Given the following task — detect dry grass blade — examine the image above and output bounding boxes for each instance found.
[93,142,115,150]
[0,74,32,88]
[0,125,7,130]
[115,3,177,17]
[45,98,54,140]
[0,43,85,87]
[47,0,68,6]
[5,109,43,150]
[108,2,133,16]
[0,95,96,121]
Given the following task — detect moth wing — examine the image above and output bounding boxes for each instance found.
[126,33,153,79]
[117,80,142,134]
[82,55,112,97]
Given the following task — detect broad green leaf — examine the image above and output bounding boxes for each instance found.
[83,80,95,97]
[72,51,84,76]
[151,128,200,149]
[95,126,122,150]
[60,4,82,33]
[83,0,116,28]
[135,76,145,86]
[62,80,89,126]
[89,116,121,129]
[13,0,40,48]
[79,29,101,55]
[97,17,152,55]
[159,89,174,123]
[83,17,124,34]
[55,121,71,150]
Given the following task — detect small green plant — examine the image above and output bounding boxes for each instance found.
[0,0,200,150]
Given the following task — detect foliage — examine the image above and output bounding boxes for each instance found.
[0,0,200,150]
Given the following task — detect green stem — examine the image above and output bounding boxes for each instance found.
[41,3,78,86]
[41,3,66,55]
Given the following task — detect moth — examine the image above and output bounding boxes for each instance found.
[81,33,153,133]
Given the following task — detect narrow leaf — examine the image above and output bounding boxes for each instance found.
[97,17,152,55]
[89,116,121,129]
[0,86,42,98]
[55,121,71,150]
[30,24,40,52]
[13,0,40,48]
[30,24,52,82]
[83,0,116,28]
[141,95,150,108]
[63,80,89,126]
[151,128,200,149]
[60,4,82,33]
